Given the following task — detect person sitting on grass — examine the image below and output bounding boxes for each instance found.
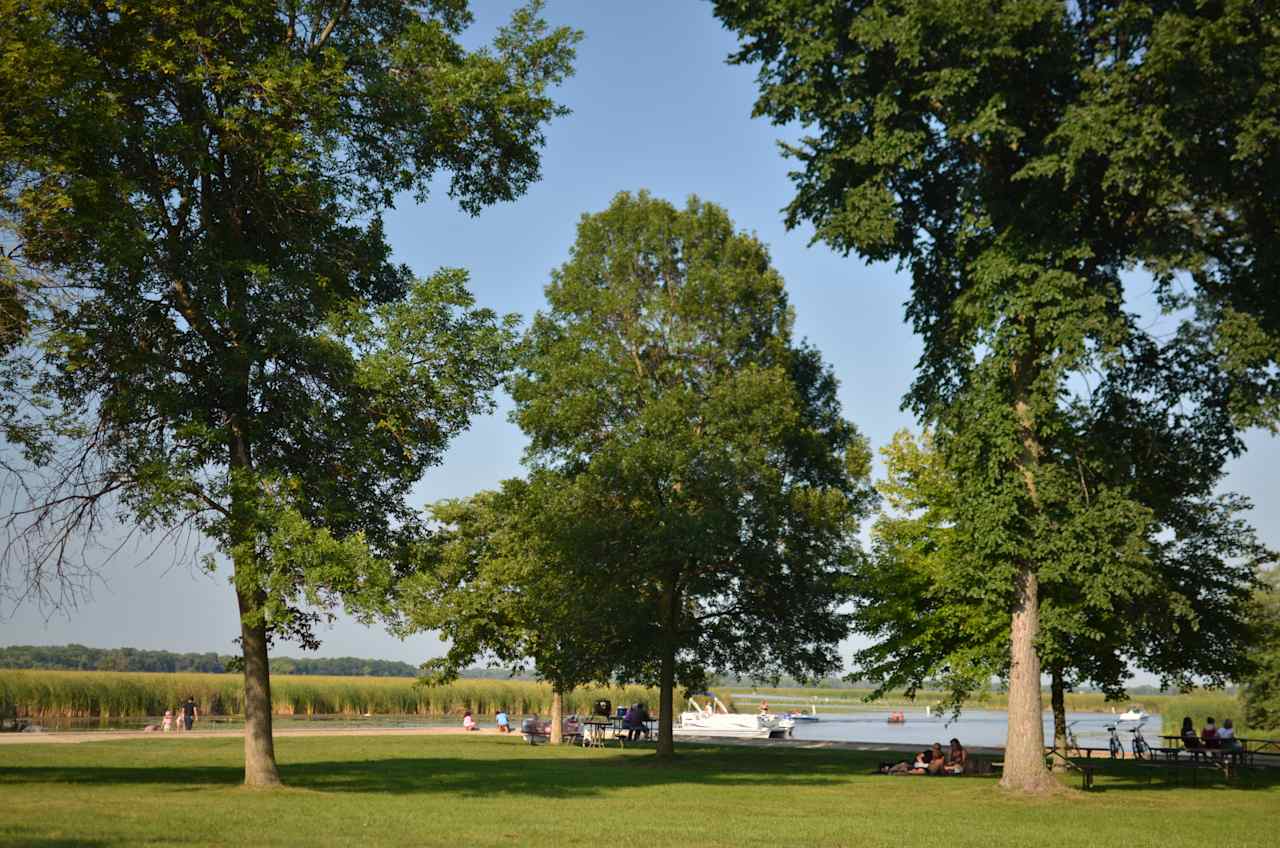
[462,710,478,732]
[902,751,928,774]
[926,742,947,775]
[495,710,510,733]
[946,738,967,775]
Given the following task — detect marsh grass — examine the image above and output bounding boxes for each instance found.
[1157,691,1277,738]
[0,669,665,720]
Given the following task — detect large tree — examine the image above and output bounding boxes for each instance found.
[712,0,1277,791]
[0,0,578,785]
[510,190,876,758]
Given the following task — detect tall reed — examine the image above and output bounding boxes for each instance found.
[0,669,671,719]
[1157,691,1275,738]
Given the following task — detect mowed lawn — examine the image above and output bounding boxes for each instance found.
[1,735,1276,847]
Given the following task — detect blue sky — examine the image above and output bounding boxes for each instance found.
[2,1,1275,676]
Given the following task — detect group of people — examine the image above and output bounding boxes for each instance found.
[462,703,652,742]
[150,697,197,733]
[1180,716,1241,751]
[880,738,968,775]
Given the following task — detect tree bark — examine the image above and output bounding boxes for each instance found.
[236,581,281,787]
[1050,665,1068,772]
[1000,567,1057,792]
[550,687,563,745]
[229,408,280,787]
[1001,343,1057,793]
[656,577,677,759]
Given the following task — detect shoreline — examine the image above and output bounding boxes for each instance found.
[0,725,1005,755]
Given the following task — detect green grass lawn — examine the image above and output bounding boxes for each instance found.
[1,735,1276,847]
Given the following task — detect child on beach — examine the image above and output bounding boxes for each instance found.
[463,710,478,731]
[162,709,173,732]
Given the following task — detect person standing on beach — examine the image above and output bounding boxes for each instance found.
[181,697,198,731]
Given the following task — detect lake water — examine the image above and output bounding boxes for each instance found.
[783,708,1141,749]
[20,708,1155,750]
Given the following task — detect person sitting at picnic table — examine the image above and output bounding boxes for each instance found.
[462,710,478,732]
[1219,718,1241,751]
[495,710,510,733]
[945,738,967,774]
[623,703,647,741]
[1201,716,1220,748]
[1180,716,1201,749]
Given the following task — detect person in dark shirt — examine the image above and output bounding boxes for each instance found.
[181,696,198,731]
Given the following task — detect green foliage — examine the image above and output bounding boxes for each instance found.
[712,1,1276,785]
[1244,567,1280,733]
[858,428,1264,711]
[508,191,875,705]
[0,644,421,677]
[0,0,577,636]
[404,477,631,693]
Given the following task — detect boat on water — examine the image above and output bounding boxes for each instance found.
[672,695,791,739]
[1117,705,1149,722]
[784,704,819,722]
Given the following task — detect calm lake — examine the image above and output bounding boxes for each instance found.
[783,708,1143,749]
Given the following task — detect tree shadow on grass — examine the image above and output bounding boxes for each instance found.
[1083,772,1280,794]
[0,745,865,798]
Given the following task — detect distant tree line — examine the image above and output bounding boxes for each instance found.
[0,645,419,678]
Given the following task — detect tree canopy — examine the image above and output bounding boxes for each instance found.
[509,190,876,757]
[712,0,1278,791]
[0,0,579,785]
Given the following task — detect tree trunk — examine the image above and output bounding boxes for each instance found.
[236,582,280,787]
[1050,665,1068,772]
[656,576,677,759]
[1000,567,1057,793]
[550,687,563,745]
[229,412,280,787]
[1001,346,1057,793]
[657,640,675,759]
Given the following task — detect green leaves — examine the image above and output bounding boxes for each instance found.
[510,190,874,686]
[0,1,571,634]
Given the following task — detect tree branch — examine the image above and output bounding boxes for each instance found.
[313,0,351,52]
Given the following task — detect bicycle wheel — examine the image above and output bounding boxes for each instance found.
[1109,736,1122,758]
[1133,736,1148,760]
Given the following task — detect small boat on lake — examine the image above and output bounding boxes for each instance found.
[672,695,790,740]
[784,704,819,722]
[1117,705,1149,722]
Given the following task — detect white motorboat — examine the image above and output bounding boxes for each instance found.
[671,695,790,739]
[1117,706,1149,722]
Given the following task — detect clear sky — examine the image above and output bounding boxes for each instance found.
[2,0,1275,674]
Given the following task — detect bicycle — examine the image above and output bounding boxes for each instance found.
[1105,724,1121,758]
[1105,719,1151,760]
[1129,720,1150,760]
